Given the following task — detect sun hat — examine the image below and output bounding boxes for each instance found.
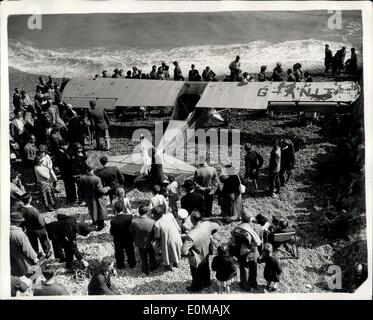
[178,209,189,220]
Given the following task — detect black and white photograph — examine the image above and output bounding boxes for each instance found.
[0,0,372,299]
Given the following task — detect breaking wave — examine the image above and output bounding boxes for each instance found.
[8,39,353,78]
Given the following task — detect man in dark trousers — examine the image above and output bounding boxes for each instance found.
[324,44,333,74]
[46,213,92,269]
[96,156,124,202]
[180,179,205,217]
[110,201,136,269]
[268,139,281,197]
[80,165,110,231]
[88,100,110,151]
[130,205,158,275]
[193,158,218,218]
[55,140,77,203]
[244,143,264,191]
[181,211,219,292]
[279,138,296,186]
[66,109,85,150]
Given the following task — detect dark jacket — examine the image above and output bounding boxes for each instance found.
[211,254,237,282]
[67,116,85,144]
[88,108,110,131]
[79,173,108,222]
[281,139,295,170]
[221,174,240,195]
[88,266,115,295]
[19,205,45,232]
[46,214,82,260]
[110,214,134,246]
[244,150,263,177]
[258,255,282,282]
[188,69,201,81]
[130,215,155,249]
[55,149,73,178]
[181,191,205,215]
[96,166,124,189]
[71,154,88,177]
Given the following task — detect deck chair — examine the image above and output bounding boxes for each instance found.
[272,231,299,259]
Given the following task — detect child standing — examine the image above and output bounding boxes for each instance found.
[258,243,282,292]
[211,244,237,294]
[112,188,132,214]
[166,174,179,217]
[149,185,168,212]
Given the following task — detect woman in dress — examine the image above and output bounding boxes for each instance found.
[152,206,182,271]
[219,164,243,222]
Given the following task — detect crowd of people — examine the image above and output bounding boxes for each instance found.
[8,45,358,296]
[92,45,358,84]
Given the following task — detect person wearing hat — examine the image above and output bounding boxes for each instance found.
[34,264,69,296]
[130,205,158,274]
[110,200,136,270]
[80,165,110,231]
[271,62,284,82]
[46,213,92,269]
[202,66,217,82]
[96,155,124,203]
[180,179,205,217]
[324,44,333,74]
[10,212,39,277]
[194,157,218,218]
[178,208,193,238]
[173,61,184,81]
[88,99,111,151]
[188,64,201,81]
[244,143,264,191]
[181,210,219,292]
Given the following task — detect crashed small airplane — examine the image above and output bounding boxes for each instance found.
[62,78,360,180]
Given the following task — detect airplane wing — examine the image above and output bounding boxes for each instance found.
[195,81,360,110]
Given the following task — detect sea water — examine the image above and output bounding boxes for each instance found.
[8,11,362,77]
